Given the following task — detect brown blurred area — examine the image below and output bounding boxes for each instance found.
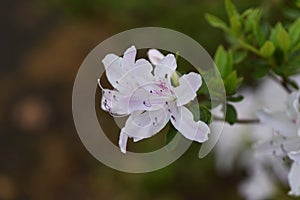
[0,1,118,199]
[1,0,287,199]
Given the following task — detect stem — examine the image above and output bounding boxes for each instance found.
[268,72,292,93]
[213,116,260,124]
[238,39,261,56]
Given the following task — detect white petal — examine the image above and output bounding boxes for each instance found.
[148,49,164,65]
[257,109,297,137]
[102,54,124,90]
[174,72,202,106]
[289,150,300,164]
[170,105,210,143]
[130,58,154,85]
[154,54,177,80]
[121,109,169,140]
[114,59,154,95]
[239,165,275,200]
[122,46,137,71]
[254,136,300,157]
[127,86,168,113]
[101,89,129,115]
[286,92,300,120]
[118,131,129,153]
[102,48,153,94]
[288,162,300,196]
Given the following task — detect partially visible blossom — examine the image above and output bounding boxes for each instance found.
[213,82,289,200]
[256,92,300,196]
[239,163,275,200]
[99,46,210,153]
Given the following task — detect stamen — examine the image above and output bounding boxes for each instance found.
[143,100,152,107]
[171,115,176,122]
[113,95,117,100]
[280,144,288,155]
[97,79,105,90]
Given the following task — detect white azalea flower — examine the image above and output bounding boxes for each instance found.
[214,80,290,200]
[239,163,275,200]
[98,46,210,153]
[256,91,300,196]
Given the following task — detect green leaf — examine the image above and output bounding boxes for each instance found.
[229,15,242,35]
[259,40,275,57]
[277,26,291,52]
[224,70,243,94]
[270,23,282,46]
[252,64,269,78]
[289,18,300,47]
[214,46,232,78]
[205,13,229,32]
[199,106,212,124]
[252,21,265,46]
[233,50,247,64]
[227,50,233,72]
[225,0,239,19]
[227,94,244,102]
[223,104,237,125]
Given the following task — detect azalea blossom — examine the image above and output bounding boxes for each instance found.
[256,92,300,196]
[98,46,210,153]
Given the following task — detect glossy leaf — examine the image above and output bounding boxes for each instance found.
[277,26,291,52]
[224,70,243,94]
[259,40,275,57]
[233,50,247,64]
[227,94,244,102]
[214,46,232,78]
[289,18,300,47]
[225,0,239,19]
[223,103,237,125]
[205,13,229,32]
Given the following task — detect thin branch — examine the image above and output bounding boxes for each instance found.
[268,72,292,94]
[213,116,260,124]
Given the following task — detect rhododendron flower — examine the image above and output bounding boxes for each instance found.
[256,92,300,196]
[98,46,210,153]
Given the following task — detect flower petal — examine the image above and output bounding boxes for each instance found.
[254,136,300,157]
[174,72,202,106]
[118,131,129,153]
[122,46,137,71]
[102,47,153,94]
[288,162,300,196]
[154,54,177,80]
[121,109,169,141]
[101,89,130,115]
[127,86,169,113]
[148,49,164,65]
[286,92,300,121]
[170,105,210,143]
[118,58,154,92]
[289,150,300,164]
[256,109,297,137]
[130,58,154,86]
[109,58,154,96]
[239,165,275,200]
[102,54,124,90]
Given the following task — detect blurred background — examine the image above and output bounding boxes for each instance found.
[1,0,299,199]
